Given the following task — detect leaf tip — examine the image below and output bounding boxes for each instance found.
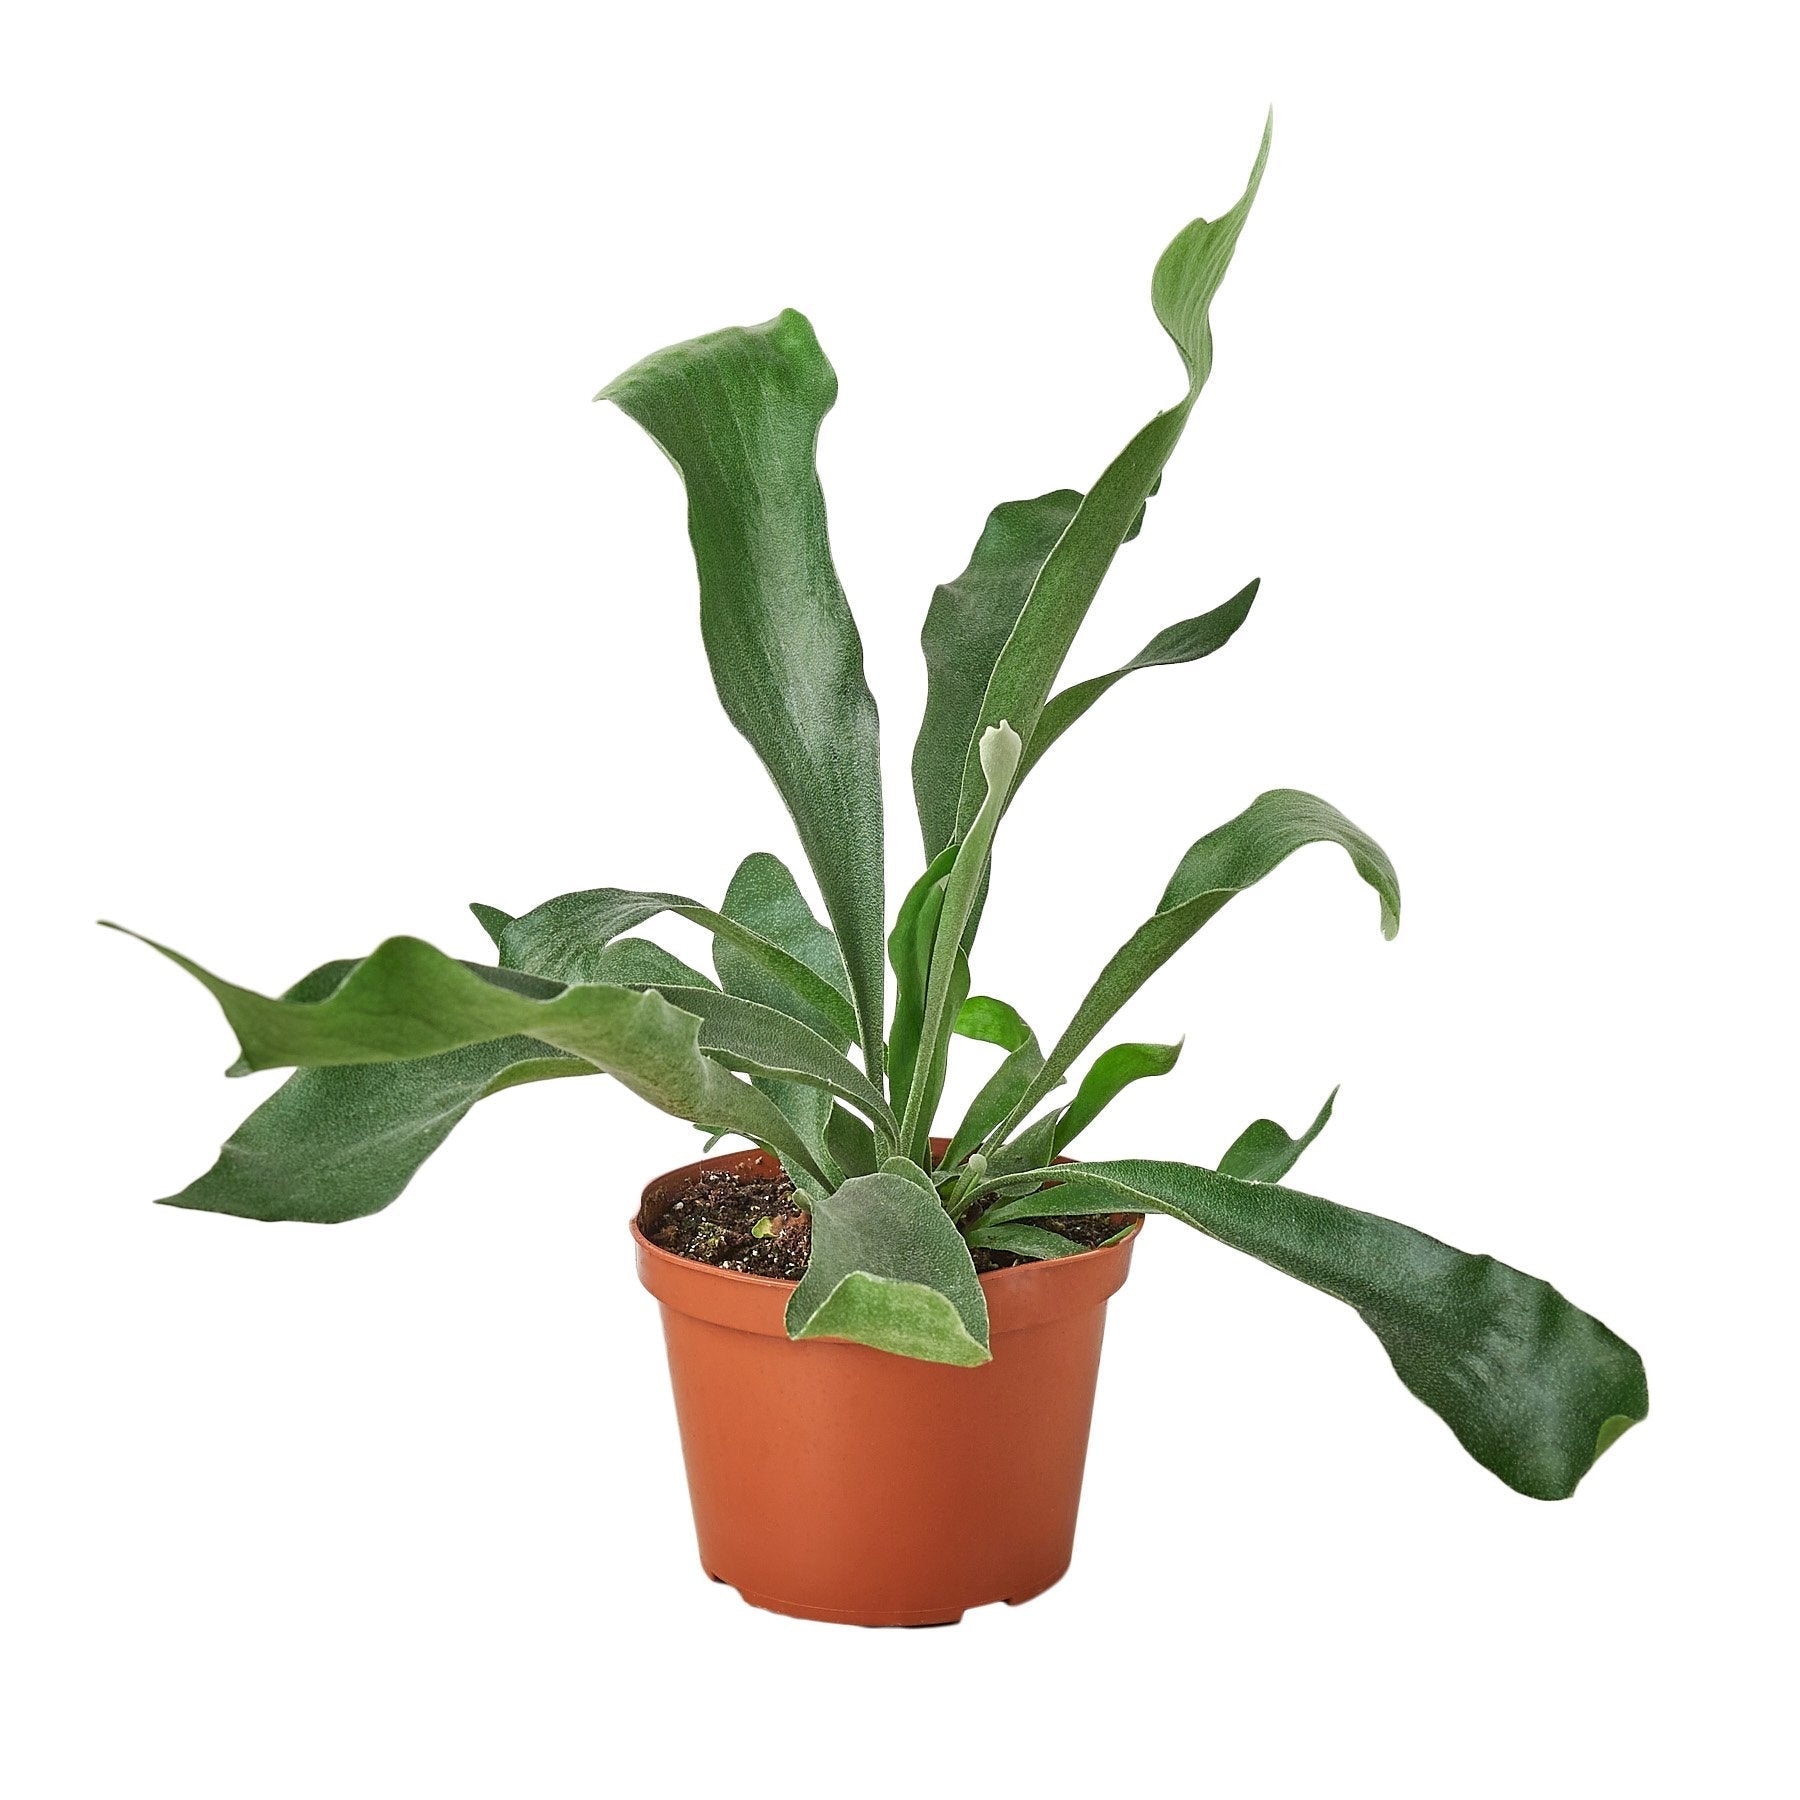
[1593,1412,1641,1461]
[469,902,513,949]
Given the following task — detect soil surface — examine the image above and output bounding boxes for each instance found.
[644,1165,1130,1278]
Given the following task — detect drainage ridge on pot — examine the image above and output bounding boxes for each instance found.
[633,1144,1139,1628]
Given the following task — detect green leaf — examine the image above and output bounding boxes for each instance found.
[202,953,576,1077]
[947,117,1271,845]
[878,1155,939,1197]
[470,903,514,949]
[486,888,854,1045]
[913,490,1080,859]
[910,471,1159,860]
[297,933,868,1137]
[825,1104,878,1179]
[599,311,887,1083]
[964,1221,1090,1261]
[715,853,853,1046]
[161,1042,592,1223]
[781,1159,831,1211]
[772,1083,838,1186]
[944,994,1043,1167]
[990,788,1399,1147]
[582,937,718,991]
[164,953,599,1222]
[886,843,958,1107]
[942,1032,1048,1173]
[1019,579,1259,786]
[984,1160,1648,1499]
[955,994,1033,1052]
[785,1171,990,1366]
[110,926,830,1188]
[914,953,973,1163]
[711,852,864,1164]
[988,1108,1063,1179]
[1052,1039,1184,1155]
[488,894,851,1168]
[642,985,897,1136]
[899,722,1023,1159]
[1220,1088,1337,1183]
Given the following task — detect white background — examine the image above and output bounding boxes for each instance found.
[4,2,1794,1794]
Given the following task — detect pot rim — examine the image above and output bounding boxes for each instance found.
[630,1212,1144,1296]
[634,1141,1140,1292]
[632,1143,1140,1340]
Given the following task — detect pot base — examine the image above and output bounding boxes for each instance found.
[705,1563,1069,1628]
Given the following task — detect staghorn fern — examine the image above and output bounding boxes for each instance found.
[111,118,1647,1501]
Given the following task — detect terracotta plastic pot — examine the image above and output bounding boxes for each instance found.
[633,1143,1137,1627]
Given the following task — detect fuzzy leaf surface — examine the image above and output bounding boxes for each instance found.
[1020,579,1259,785]
[991,788,1399,1144]
[913,490,1080,859]
[886,843,957,1108]
[948,118,1271,842]
[598,311,887,1080]
[785,1171,990,1365]
[900,723,1022,1159]
[161,1043,591,1224]
[985,1160,1648,1499]
[488,888,854,1045]
[713,851,863,1160]
[825,1105,879,1178]
[113,928,827,1184]
[1220,1088,1338,1183]
[939,992,1041,1167]
[580,937,718,991]
[1052,1039,1184,1155]
[644,985,895,1135]
[943,1034,1047,1172]
[963,1221,1089,1261]
[715,853,852,1045]
[954,994,1034,1052]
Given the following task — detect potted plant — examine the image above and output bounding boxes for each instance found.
[110,119,1647,1626]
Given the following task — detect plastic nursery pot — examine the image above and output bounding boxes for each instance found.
[633,1142,1137,1627]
